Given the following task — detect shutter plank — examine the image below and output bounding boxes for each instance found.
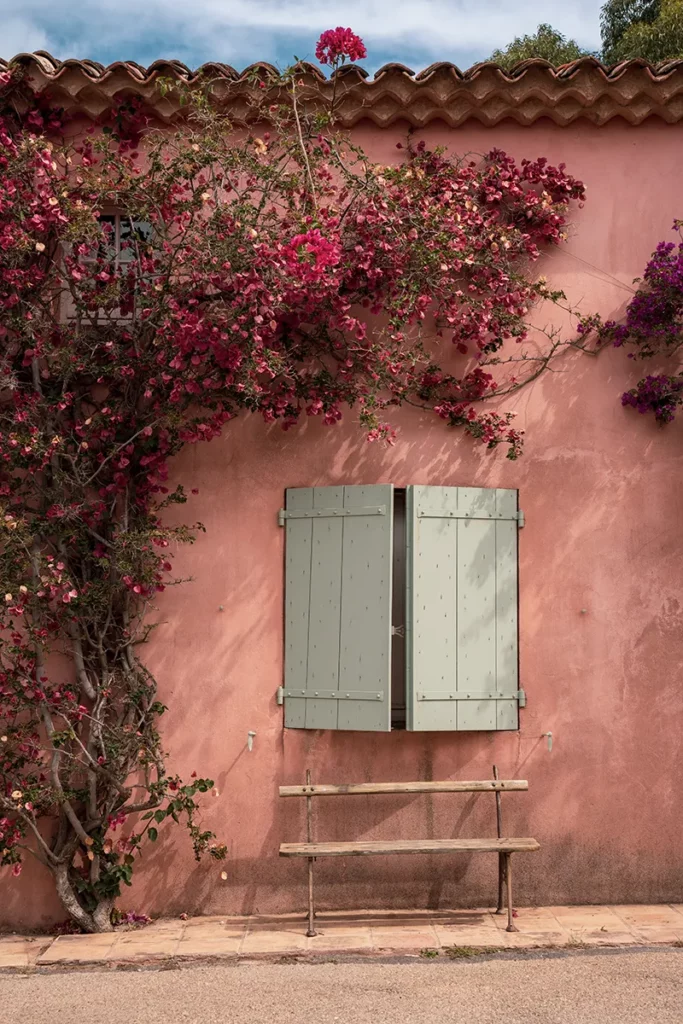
[410,486,457,730]
[304,487,345,729]
[456,488,497,730]
[283,488,314,728]
[495,488,519,730]
[337,485,393,731]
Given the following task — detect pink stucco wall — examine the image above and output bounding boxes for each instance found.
[3,117,683,930]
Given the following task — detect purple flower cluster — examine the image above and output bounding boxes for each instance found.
[621,374,683,423]
[583,226,683,359]
[582,225,683,426]
[577,314,629,346]
[623,239,683,353]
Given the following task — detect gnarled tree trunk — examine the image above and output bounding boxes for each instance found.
[54,863,113,933]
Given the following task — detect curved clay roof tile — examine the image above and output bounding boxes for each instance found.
[3,54,683,126]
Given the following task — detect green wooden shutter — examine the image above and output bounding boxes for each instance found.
[406,485,521,732]
[282,485,393,731]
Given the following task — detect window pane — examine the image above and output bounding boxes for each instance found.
[97,215,117,261]
[119,218,153,244]
[118,218,153,264]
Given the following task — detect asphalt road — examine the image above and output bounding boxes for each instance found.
[1,950,681,1024]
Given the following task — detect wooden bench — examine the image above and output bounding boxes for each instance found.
[279,767,539,936]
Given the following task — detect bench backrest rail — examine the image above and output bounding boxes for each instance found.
[279,779,528,798]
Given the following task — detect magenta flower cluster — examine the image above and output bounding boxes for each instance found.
[315,27,367,65]
[621,374,683,423]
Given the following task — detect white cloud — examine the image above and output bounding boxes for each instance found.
[2,16,53,56]
[2,0,602,66]
[192,0,601,51]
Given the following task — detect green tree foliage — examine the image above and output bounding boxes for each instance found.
[489,23,591,69]
[600,1,661,61]
[601,0,683,62]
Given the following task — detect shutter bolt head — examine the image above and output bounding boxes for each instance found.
[580,608,587,614]
[218,605,224,611]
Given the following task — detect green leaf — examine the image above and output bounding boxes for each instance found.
[148,827,158,841]
[154,809,166,823]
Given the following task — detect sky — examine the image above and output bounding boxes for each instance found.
[1,1,603,72]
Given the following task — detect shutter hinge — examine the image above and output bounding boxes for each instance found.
[276,685,285,705]
[391,625,405,638]
[517,688,527,708]
[279,505,386,522]
[516,509,525,529]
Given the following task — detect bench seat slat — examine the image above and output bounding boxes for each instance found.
[279,838,540,857]
[279,780,528,798]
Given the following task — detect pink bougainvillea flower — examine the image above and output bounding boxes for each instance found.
[0,33,585,927]
[315,27,367,65]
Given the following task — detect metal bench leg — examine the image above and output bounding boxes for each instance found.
[493,766,504,915]
[305,769,317,937]
[505,853,518,933]
[496,853,505,914]
[307,857,317,937]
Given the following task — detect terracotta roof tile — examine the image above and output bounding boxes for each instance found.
[3,54,683,126]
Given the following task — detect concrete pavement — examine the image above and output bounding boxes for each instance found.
[0,951,681,1024]
[3,904,683,968]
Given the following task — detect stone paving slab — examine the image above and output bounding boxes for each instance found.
[1,905,682,969]
[0,938,52,968]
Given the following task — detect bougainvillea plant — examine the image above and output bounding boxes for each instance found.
[580,220,683,422]
[0,31,584,931]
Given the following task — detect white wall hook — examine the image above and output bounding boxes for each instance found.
[247,730,256,752]
[542,731,553,752]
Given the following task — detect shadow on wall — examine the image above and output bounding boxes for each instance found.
[126,319,683,917]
